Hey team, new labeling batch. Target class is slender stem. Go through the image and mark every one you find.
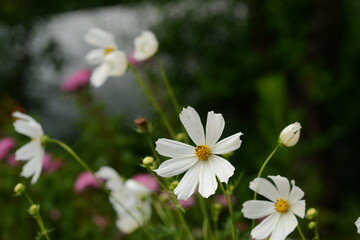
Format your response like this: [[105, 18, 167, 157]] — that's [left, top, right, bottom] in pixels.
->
[[314, 222, 320, 240], [25, 194, 51, 240], [297, 225, 306, 240], [250, 144, 281, 238], [47, 138, 154, 239], [129, 64, 176, 139], [157, 58, 181, 115], [197, 195, 211, 240], [218, 179, 237, 240]]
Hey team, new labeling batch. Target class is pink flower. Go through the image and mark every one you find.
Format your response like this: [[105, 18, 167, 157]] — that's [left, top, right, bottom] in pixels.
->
[[74, 171, 101, 193], [42, 153, 64, 173], [179, 196, 196, 208], [61, 69, 91, 92], [0, 137, 15, 161], [214, 194, 237, 207], [132, 173, 159, 192]]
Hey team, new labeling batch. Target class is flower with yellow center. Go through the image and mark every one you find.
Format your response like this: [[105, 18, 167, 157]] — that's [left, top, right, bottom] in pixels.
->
[[84, 28, 128, 87], [12, 112, 45, 184], [242, 175, 306, 240], [154, 106, 243, 200]]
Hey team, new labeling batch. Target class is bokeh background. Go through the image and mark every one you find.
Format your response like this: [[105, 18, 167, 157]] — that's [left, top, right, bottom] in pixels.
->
[[0, 0, 359, 239]]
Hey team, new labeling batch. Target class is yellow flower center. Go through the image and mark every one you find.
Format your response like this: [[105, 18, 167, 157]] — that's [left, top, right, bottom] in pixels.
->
[[104, 47, 115, 55], [275, 199, 289, 214], [195, 145, 211, 160]]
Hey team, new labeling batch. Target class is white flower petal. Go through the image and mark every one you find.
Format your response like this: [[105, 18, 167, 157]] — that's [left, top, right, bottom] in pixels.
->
[[205, 111, 225, 147], [355, 217, 360, 234], [155, 138, 194, 158], [174, 162, 201, 200], [20, 142, 44, 184], [290, 200, 306, 218], [288, 180, 305, 204], [13, 120, 43, 139], [179, 106, 205, 145], [198, 162, 217, 198], [242, 200, 276, 219], [90, 64, 108, 87], [96, 166, 124, 191], [249, 178, 281, 202], [208, 154, 235, 183], [12, 111, 36, 122], [116, 216, 139, 234], [251, 212, 280, 240], [133, 30, 158, 61], [85, 49, 104, 65], [269, 212, 298, 240], [84, 28, 117, 48], [211, 132, 243, 155], [15, 141, 38, 161], [154, 157, 198, 177], [269, 175, 291, 199], [104, 51, 128, 76]]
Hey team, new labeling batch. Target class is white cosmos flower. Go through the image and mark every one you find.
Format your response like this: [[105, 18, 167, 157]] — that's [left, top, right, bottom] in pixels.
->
[[154, 106, 243, 200], [12, 112, 45, 184], [133, 30, 159, 61], [279, 122, 301, 147], [242, 175, 306, 240], [96, 166, 152, 234], [84, 28, 128, 87], [356, 217, 360, 234]]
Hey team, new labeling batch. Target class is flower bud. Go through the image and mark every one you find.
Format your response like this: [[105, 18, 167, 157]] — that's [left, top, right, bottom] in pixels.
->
[[308, 221, 317, 229], [134, 117, 150, 134], [306, 208, 318, 220], [14, 183, 26, 196], [169, 180, 179, 190], [175, 133, 186, 142], [28, 204, 40, 216], [142, 156, 154, 166], [279, 122, 301, 147]]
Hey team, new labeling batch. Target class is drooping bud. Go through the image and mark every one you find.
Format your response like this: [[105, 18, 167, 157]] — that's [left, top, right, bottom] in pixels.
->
[[279, 122, 301, 147], [28, 204, 40, 216], [14, 183, 26, 196]]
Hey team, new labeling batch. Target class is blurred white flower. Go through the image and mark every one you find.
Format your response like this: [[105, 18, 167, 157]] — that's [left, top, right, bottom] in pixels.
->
[[12, 112, 45, 184], [133, 30, 159, 61], [356, 217, 360, 234], [96, 166, 151, 234], [154, 106, 242, 200], [242, 175, 306, 240], [84, 28, 127, 87], [279, 122, 301, 147]]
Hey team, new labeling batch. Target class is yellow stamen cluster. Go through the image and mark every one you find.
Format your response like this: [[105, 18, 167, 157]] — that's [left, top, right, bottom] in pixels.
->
[[275, 199, 289, 214], [104, 47, 115, 55], [195, 145, 211, 160]]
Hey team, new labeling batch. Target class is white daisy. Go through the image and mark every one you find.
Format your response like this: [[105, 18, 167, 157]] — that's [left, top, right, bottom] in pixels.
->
[[356, 217, 360, 234], [84, 28, 128, 87], [279, 122, 301, 147], [133, 30, 159, 61], [96, 166, 152, 234], [242, 175, 306, 240], [154, 106, 243, 200], [12, 112, 45, 184]]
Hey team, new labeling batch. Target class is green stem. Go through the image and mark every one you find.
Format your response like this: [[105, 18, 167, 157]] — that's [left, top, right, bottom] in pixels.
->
[[197, 195, 211, 240], [218, 179, 237, 240], [129, 64, 176, 139], [25, 194, 51, 240], [250, 144, 281, 238], [297, 225, 307, 240], [47, 138, 154, 239]]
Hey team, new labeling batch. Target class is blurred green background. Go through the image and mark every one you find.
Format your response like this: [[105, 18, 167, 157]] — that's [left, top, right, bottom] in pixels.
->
[[0, 0, 359, 239]]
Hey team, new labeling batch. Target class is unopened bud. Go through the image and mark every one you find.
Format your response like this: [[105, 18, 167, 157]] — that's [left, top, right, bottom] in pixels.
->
[[134, 117, 150, 134], [14, 183, 26, 196], [169, 180, 179, 190], [28, 204, 40, 216], [142, 156, 154, 166], [306, 208, 318, 219], [279, 122, 301, 147], [175, 133, 186, 142], [308, 221, 317, 229]]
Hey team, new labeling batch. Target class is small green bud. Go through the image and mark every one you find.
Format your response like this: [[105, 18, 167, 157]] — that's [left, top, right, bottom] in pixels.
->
[[175, 133, 186, 142], [306, 208, 318, 220], [14, 183, 26, 196], [41, 135, 50, 145], [308, 221, 317, 229], [28, 204, 40, 216], [142, 156, 154, 166], [213, 202, 222, 211]]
